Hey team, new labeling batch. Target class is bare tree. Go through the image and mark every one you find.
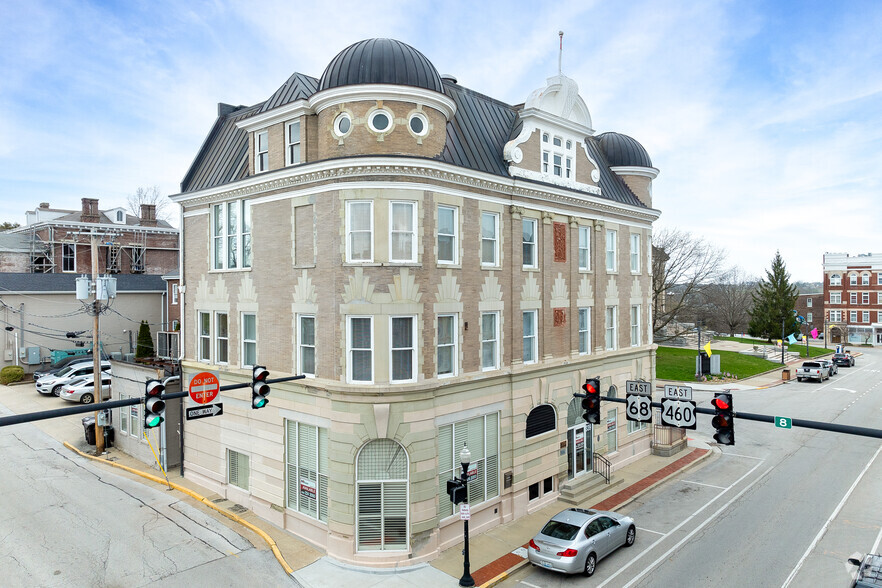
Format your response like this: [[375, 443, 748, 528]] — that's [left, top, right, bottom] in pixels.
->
[[127, 186, 174, 223], [651, 227, 727, 342], [702, 267, 756, 335]]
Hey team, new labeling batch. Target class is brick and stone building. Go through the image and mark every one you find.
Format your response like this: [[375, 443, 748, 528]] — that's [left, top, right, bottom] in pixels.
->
[[170, 38, 662, 567], [823, 252, 882, 345]]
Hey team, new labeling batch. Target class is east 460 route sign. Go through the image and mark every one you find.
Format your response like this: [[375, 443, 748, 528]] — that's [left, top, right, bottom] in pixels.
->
[[660, 385, 697, 429]]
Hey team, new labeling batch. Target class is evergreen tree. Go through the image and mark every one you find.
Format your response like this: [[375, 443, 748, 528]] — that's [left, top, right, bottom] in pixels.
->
[[135, 320, 155, 358], [748, 251, 799, 341]]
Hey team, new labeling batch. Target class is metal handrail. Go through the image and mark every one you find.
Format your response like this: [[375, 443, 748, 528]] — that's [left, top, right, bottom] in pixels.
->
[[593, 452, 611, 484]]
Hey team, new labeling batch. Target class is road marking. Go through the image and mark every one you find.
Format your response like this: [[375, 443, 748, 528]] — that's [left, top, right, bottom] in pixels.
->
[[596, 460, 768, 588], [636, 527, 665, 535], [721, 451, 765, 460], [681, 480, 726, 490], [520, 582, 541, 588], [782, 442, 882, 588]]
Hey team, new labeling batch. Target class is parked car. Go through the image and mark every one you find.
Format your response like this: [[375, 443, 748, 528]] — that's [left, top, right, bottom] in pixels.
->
[[528, 508, 636, 576], [795, 361, 829, 382], [33, 355, 94, 381], [848, 553, 882, 587], [832, 353, 855, 367], [35, 361, 111, 396], [818, 359, 837, 376], [58, 373, 112, 404]]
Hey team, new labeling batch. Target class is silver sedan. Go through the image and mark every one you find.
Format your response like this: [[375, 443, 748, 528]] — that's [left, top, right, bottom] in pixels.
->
[[527, 507, 636, 576]]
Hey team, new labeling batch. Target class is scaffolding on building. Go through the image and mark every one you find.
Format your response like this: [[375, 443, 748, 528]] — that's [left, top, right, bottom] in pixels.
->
[[29, 226, 55, 273], [130, 231, 147, 273]]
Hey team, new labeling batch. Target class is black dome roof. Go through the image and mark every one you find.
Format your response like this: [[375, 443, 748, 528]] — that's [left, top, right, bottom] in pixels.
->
[[597, 132, 653, 168], [319, 38, 444, 93]]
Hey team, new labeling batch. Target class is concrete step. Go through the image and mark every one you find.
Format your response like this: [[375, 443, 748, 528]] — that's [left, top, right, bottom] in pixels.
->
[[559, 472, 624, 505]]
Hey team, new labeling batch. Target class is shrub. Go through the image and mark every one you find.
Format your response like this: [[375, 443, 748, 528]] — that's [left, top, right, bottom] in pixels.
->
[[0, 365, 25, 385], [135, 320, 155, 358]]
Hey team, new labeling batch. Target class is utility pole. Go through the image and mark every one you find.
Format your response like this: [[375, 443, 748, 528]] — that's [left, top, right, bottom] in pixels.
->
[[91, 230, 104, 455]]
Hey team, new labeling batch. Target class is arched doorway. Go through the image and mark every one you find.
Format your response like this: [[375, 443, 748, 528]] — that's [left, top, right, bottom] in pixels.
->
[[566, 397, 592, 479], [830, 326, 842, 344]]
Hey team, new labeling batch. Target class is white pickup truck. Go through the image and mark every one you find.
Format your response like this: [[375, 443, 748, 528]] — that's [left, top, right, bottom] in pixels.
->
[[795, 361, 829, 382]]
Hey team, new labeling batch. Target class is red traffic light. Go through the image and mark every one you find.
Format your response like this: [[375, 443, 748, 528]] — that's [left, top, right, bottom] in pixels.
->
[[711, 396, 730, 411], [582, 378, 600, 395]]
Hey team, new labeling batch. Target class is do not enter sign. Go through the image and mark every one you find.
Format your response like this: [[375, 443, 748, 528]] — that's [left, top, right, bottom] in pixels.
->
[[189, 371, 220, 404]]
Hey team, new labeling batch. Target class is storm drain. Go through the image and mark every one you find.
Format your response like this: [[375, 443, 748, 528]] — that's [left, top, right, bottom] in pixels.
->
[[228, 504, 248, 514]]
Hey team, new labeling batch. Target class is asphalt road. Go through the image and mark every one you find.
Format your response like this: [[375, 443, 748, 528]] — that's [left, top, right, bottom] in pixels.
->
[[0, 399, 294, 587], [503, 347, 882, 588]]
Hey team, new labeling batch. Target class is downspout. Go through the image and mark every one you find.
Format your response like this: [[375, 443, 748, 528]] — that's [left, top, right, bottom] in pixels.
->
[[176, 204, 186, 477]]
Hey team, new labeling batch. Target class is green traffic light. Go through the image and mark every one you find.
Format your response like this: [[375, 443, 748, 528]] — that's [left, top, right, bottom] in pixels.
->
[[145, 415, 163, 428], [253, 397, 268, 409]]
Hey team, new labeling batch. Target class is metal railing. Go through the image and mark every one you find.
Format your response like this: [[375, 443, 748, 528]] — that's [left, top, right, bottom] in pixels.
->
[[593, 452, 611, 484]]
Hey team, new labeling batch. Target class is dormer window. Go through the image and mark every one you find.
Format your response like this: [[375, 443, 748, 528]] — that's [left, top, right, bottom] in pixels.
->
[[255, 131, 268, 173], [542, 134, 575, 179], [116, 211, 124, 222]]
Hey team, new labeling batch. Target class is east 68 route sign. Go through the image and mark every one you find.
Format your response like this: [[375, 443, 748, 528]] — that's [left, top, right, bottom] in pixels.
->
[[625, 380, 652, 423]]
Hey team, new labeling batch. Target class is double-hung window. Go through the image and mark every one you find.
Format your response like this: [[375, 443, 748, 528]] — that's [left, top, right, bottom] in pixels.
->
[[878, 274, 882, 286], [389, 202, 416, 262], [578, 308, 590, 354], [285, 420, 328, 522], [298, 315, 315, 376], [807, 298, 812, 307], [286, 120, 301, 165], [481, 312, 499, 370], [348, 316, 373, 383], [850, 311, 858, 322], [212, 200, 252, 270], [522, 218, 537, 269], [346, 201, 373, 262], [171, 284, 179, 304], [215, 312, 229, 364], [606, 230, 617, 272], [850, 293, 858, 304], [255, 131, 268, 172], [807, 312, 812, 323], [862, 274, 870, 285], [878, 292, 882, 304], [198, 311, 211, 362], [437, 206, 457, 264], [481, 212, 499, 266], [630, 305, 641, 347], [830, 310, 842, 322], [241, 313, 257, 368], [62, 243, 76, 272], [228, 449, 250, 490], [523, 311, 537, 364], [863, 311, 870, 323], [850, 274, 857, 285], [830, 292, 841, 304], [630, 233, 640, 273], [391, 316, 415, 382], [862, 292, 869, 304], [578, 227, 590, 270], [437, 314, 457, 377], [605, 306, 617, 350], [437, 413, 499, 517]]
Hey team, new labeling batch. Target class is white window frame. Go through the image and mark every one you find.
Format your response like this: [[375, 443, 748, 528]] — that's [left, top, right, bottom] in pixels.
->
[[389, 201, 416, 263], [438, 413, 499, 519], [863, 311, 870, 323], [227, 449, 250, 491], [830, 292, 841, 304], [255, 130, 268, 173], [390, 315, 416, 383], [215, 312, 229, 365], [285, 420, 329, 523], [807, 312, 813, 323], [878, 292, 882, 304], [605, 305, 617, 351], [437, 205, 458, 265], [211, 200, 252, 270], [437, 314, 457, 378], [356, 439, 409, 552], [346, 201, 373, 263], [850, 274, 858, 285], [850, 292, 858, 304], [481, 212, 499, 267], [347, 316, 373, 383], [863, 292, 870, 304], [878, 274, 882, 286], [298, 315, 316, 377], [198, 311, 211, 363], [850, 311, 858, 322], [830, 274, 841, 286], [523, 310, 537, 364], [241, 312, 257, 369], [879, 311, 882, 323], [630, 305, 641, 347], [606, 229, 617, 272], [171, 283, 179, 305], [627, 419, 648, 434], [481, 311, 499, 370], [286, 120, 301, 165], [862, 273, 870, 285], [578, 226, 590, 271], [334, 112, 352, 137], [807, 298, 812, 307], [522, 218, 537, 269], [831, 310, 842, 322], [607, 408, 618, 452], [578, 308, 591, 355], [62, 243, 76, 272], [368, 109, 394, 133], [630, 233, 640, 273]]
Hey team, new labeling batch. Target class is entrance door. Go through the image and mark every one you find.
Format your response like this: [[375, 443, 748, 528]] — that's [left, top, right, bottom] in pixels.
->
[[567, 423, 592, 479]]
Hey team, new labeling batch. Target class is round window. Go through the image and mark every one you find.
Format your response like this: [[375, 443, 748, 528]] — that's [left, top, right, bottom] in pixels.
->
[[334, 113, 351, 136], [408, 113, 428, 136], [369, 110, 392, 133]]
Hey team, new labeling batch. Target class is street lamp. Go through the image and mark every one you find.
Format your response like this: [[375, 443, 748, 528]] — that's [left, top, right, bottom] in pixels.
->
[[459, 443, 474, 587]]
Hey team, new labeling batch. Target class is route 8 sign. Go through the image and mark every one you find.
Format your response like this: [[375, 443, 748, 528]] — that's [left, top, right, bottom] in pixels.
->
[[660, 398, 697, 429]]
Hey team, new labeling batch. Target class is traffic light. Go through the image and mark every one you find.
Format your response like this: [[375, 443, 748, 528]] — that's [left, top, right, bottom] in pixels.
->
[[144, 379, 166, 429], [446, 479, 467, 504], [711, 392, 735, 445], [581, 377, 601, 424], [251, 366, 270, 409]]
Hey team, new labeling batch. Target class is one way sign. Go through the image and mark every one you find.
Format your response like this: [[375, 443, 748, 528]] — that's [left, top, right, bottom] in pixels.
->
[[186, 403, 223, 420]]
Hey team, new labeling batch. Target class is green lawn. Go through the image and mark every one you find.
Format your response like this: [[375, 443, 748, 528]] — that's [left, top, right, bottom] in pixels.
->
[[714, 335, 769, 345], [656, 346, 782, 381]]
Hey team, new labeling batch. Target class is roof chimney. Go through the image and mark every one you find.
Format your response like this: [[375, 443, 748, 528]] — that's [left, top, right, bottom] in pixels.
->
[[139, 204, 158, 227], [39, 202, 50, 209], [81, 198, 100, 223]]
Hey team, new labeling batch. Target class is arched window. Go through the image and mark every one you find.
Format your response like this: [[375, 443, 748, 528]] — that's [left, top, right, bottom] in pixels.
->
[[116, 210, 124, 222], [830, 274, 841, 286], [567, 397, 586, 427], [356, 439, 408, 551], [526, 404, 556, 438]]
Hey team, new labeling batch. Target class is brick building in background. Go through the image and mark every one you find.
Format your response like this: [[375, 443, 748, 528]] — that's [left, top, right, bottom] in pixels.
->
[[823, 252, 882, 345], [171, 38, 663, 567]]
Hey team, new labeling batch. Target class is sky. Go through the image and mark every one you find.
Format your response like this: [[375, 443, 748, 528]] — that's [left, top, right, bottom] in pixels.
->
[[1, 0, 881, 282]]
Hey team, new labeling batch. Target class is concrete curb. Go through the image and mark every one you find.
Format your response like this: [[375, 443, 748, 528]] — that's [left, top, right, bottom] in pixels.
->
[[62, 441, 295, 577], [477, 446, 716, 588]]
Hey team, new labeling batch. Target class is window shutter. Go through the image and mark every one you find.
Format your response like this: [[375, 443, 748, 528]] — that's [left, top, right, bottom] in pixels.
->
[[357, 483, 382, 550], [383, 481, 408, 549], [438, 424, 453, 517], [286, 422, 298, 509], [486, 413, 499, 499], [525, 405, 556, 438], [299, 425, 318, 518]]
